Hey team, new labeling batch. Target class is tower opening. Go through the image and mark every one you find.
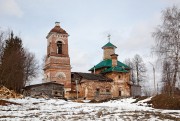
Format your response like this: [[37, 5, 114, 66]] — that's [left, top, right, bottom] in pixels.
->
[[57, 41, 62, 54]]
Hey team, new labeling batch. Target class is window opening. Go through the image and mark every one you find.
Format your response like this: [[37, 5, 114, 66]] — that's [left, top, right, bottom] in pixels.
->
[[119, 91, 121, 96], [57, 41, 62, 54], [106, 89, 110, 92], [118, 75, 121, 79]]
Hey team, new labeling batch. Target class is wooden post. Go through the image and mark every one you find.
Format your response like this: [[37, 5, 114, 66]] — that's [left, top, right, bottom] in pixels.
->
[[75, 80, 78, 99]]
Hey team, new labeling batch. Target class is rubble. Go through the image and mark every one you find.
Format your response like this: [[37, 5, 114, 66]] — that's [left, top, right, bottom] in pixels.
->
[[0, 85, 23, 99]]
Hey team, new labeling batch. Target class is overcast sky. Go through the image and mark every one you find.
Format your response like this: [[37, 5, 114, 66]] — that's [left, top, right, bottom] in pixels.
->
[[1, 0, 180, 89]]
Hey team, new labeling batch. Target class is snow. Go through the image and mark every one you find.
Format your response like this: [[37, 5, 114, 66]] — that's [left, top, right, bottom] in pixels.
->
[[0, 97, 179, 121], [138, 96, 152, 103]]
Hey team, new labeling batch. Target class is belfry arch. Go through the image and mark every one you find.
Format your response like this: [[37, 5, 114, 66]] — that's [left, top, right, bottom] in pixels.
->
[[57, 41, 62, 54]]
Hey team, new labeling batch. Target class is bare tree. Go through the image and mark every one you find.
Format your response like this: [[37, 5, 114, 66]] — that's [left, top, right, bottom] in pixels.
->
[[142, 86, 153, 96], [133, 54, 147, 86], [124, 58, 135, 84], [24, 49, 39, 86], [0, 30, 6, 63], [161, 60, 174, 95], [152, 6, 180, 94], [124, 55, 147, 86]]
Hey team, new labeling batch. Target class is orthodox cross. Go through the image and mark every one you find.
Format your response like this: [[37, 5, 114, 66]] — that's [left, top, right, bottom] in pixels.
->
[[108, 34, 111, 42]]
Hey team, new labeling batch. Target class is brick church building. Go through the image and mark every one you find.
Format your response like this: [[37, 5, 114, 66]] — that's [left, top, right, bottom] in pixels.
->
[[24, 22, 141, 99], [43, 22, 141, 100]]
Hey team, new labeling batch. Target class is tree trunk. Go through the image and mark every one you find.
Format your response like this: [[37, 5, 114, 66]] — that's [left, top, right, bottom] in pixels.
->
[[172, 57, 178, 95]]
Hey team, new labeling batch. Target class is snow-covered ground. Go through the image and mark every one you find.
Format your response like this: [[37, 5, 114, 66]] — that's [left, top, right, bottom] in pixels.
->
[[0, 97, 179, 121]]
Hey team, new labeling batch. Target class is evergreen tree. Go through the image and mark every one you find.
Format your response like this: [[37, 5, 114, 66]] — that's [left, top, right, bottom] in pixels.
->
[[0, 32, 26, 93]]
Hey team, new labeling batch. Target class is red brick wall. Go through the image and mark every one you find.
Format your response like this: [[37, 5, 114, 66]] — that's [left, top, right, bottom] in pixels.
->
[[71, 81, 112, 100], [44, 31, 71, 98]]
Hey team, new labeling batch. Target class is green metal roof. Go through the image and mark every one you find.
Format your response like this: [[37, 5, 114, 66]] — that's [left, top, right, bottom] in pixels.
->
[[89, 59, 130, 71], [102, 42, 117, 49], [101, 66, 128, 73], [117, 61, 130, 69]]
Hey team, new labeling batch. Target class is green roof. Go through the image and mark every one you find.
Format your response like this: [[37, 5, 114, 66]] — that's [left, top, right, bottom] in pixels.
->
[[101, 66, 128, 73], [102, 42, 117, 49], [117, 61, 130, 69], [89, 59, 130, 72]]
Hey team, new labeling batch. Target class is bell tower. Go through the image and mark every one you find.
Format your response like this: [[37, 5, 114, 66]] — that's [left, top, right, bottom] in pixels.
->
[[44, 22, 71, 93]]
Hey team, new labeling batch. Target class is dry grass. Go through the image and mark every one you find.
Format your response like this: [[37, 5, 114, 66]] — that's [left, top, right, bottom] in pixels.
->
[[147, 94, 180, 110]]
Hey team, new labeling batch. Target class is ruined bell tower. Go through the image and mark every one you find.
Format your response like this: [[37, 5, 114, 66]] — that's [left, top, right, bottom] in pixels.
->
[[44, 22, 71, 94]]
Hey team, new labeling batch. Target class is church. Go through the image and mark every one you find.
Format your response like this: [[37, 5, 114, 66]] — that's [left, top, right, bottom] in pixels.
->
[[24, 22, 141, 100]]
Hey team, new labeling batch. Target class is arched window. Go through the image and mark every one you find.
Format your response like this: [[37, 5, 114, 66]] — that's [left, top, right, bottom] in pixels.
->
[[57, 41, 62, 54]]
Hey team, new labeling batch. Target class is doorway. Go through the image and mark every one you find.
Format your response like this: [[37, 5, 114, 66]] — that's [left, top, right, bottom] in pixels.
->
[[119, 91, 121, 96]]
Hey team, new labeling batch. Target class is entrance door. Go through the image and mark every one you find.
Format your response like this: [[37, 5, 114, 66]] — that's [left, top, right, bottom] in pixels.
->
[[96, 88, 100, 96]]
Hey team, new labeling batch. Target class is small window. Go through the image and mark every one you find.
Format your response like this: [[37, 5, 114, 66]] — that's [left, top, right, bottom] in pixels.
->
[[106, 89, 110, 92], [53, 91, 60, 96], [118, 75, 121, 79], [96, 88, 100, 92]]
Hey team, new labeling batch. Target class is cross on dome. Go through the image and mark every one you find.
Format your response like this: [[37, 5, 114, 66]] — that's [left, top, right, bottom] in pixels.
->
[[108, 34, 111, 42]]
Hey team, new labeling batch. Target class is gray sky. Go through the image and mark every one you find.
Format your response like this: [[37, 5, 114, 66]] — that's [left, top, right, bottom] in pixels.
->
[[0, 0, 180, 90]]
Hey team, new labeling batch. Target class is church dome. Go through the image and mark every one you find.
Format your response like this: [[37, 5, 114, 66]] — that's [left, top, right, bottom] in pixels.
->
[[102, 42, 117, 49], [49, 22, 68, 34]]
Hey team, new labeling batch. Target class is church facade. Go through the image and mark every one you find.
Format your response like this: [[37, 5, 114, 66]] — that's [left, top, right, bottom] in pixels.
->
[[88, 42, 131, 98], [43, 22, 139, 99]]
